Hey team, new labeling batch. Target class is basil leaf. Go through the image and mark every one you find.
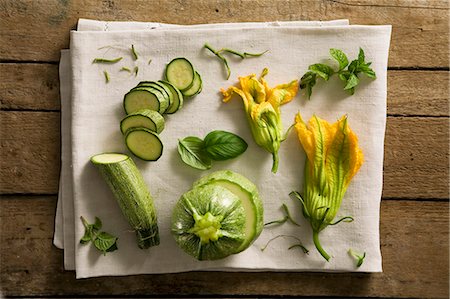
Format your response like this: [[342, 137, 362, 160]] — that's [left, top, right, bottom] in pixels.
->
[[204, 130, 248, 161], [330, 48, 349, 71], [177, 137, 212, 170], [94, 232, 118, 255], [308, 63, 334, 81], [358, 47, 365, 64]]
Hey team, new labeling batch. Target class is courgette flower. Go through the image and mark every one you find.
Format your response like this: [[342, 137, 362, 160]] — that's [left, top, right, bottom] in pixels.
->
[[221, 68, 299, 173], [291, 113, 363, 261]]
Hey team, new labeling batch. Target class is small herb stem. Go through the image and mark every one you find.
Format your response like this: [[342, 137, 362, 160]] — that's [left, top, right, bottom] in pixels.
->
[[120, 67, 131, 72], [131, 44, 138, 60], [103, 70, 110, 83], [313, 230, 330, 261], [93, 57, 123, 64]]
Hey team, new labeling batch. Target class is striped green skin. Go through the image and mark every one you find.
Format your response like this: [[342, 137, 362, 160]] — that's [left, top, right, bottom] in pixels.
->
[[120, 109, 165, 134], [123, 87, 169, 114], [90, 153, 159, 249], [159, 80, 184, 114], [171, 184, 246, 260], [193, 170, 263, 253]]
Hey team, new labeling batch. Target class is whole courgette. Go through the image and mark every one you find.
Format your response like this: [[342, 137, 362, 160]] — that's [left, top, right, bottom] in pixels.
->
[[91, 153, 159, 249]]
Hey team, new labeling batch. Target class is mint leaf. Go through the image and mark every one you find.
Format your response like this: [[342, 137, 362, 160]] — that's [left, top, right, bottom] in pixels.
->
[[299, 71, 317, 99], [79, 216, 118, 255], [330, 48, 349, 71], [203, 130, 248, 161], [93, 217, 102, 231], [344, 73, 359, 93], [358, 48, 365, 64], [177, 137, 211, 170], [308, 63, 334, 81], [348, 60, 358, 73], [94, 232, 119, 255]]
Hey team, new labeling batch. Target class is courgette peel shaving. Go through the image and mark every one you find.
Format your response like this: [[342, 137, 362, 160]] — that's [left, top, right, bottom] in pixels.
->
[[221, 68, 299, 173], [291, 113, 363, 261]]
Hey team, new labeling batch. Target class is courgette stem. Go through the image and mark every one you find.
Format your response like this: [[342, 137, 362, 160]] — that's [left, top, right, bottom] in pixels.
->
[[313, 230, 330, 261]]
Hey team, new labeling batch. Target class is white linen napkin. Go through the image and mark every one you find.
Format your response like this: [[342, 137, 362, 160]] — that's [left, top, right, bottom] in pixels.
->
[[56, 19, 392, 278], [54, 19, 351, 271]]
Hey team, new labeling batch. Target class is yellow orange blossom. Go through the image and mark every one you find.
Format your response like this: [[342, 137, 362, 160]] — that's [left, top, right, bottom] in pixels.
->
[[221, 68, 299, 173], [291, 112, 363, 261]]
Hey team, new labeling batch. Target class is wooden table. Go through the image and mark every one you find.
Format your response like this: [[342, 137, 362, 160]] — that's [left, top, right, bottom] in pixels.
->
[[1, 0, 448, 297]]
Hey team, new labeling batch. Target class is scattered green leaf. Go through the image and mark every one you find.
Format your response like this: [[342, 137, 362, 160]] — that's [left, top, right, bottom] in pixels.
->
[[79, 216, 118, 255], [299, 47, 376, 99], [348, 248, 366, 267]]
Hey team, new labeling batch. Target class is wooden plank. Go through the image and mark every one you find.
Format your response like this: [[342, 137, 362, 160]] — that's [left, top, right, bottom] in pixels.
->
[[0, 111, 60, 194], [1, 112, 448, 199], [0, 63, 60, 111], [0, 0, 448, 67], [0, 196, 448, 298], [1, 64, 448, 117]]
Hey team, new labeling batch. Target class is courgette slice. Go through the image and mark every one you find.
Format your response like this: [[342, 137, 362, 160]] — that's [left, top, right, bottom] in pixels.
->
[[125, 127, 163, 161], [159, 80, 184, 114], [181, 71, 202, 97], [137, 81, 173, 110], [120, 109, 165, 134], [123, 87, 169, 115], [90, 153, 159, 249], [165, 58, 195, 91]]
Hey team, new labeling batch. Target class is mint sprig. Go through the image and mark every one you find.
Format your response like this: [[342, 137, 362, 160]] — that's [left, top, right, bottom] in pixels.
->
[[80, 216, 118, 255], [300, 48, 376, 99]]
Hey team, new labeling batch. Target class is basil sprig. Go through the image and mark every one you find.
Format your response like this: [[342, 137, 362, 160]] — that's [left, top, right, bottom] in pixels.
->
[[178, 130, 248, 170], [80, 216, 118, 255], [300, 48, 376, 99]]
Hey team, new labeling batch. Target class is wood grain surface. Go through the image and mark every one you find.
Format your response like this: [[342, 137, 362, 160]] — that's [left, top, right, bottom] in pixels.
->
[[1, 196, 448, 298], [0, 0, 448, 298]]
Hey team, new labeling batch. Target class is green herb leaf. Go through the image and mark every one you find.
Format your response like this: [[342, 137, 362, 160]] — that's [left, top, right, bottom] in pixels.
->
[[330, 48, 349, 71], [348, 248, 366, 267], [344, 73, 359, 93], [94, 232, 119, 255], [92, 57, 123, 64], [203, 130, 248, 161], [177, 137, 211, 170], [348, 60, 358, 73], [93, 217, 102, 231], [299, 71, 317, 100], [358, 47, 365, 64], [308, 63, 334, 81]]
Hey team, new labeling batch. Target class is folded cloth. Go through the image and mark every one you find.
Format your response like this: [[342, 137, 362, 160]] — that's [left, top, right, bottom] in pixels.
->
[[55, 18, 351, 272], [57, 19, 392, 278], [54, 19, 351, 271]]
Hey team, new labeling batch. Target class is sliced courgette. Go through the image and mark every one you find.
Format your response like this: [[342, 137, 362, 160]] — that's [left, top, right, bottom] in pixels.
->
[[137, 81, 173, 110], [159, 80, 184, 114], [165, 58, 195, 91], [181, 71, 202, 97], [120, 109, 165, 134], [90, 153, 159, 248], [125, 127, 163, 161], [123, 87, 169, 115]]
